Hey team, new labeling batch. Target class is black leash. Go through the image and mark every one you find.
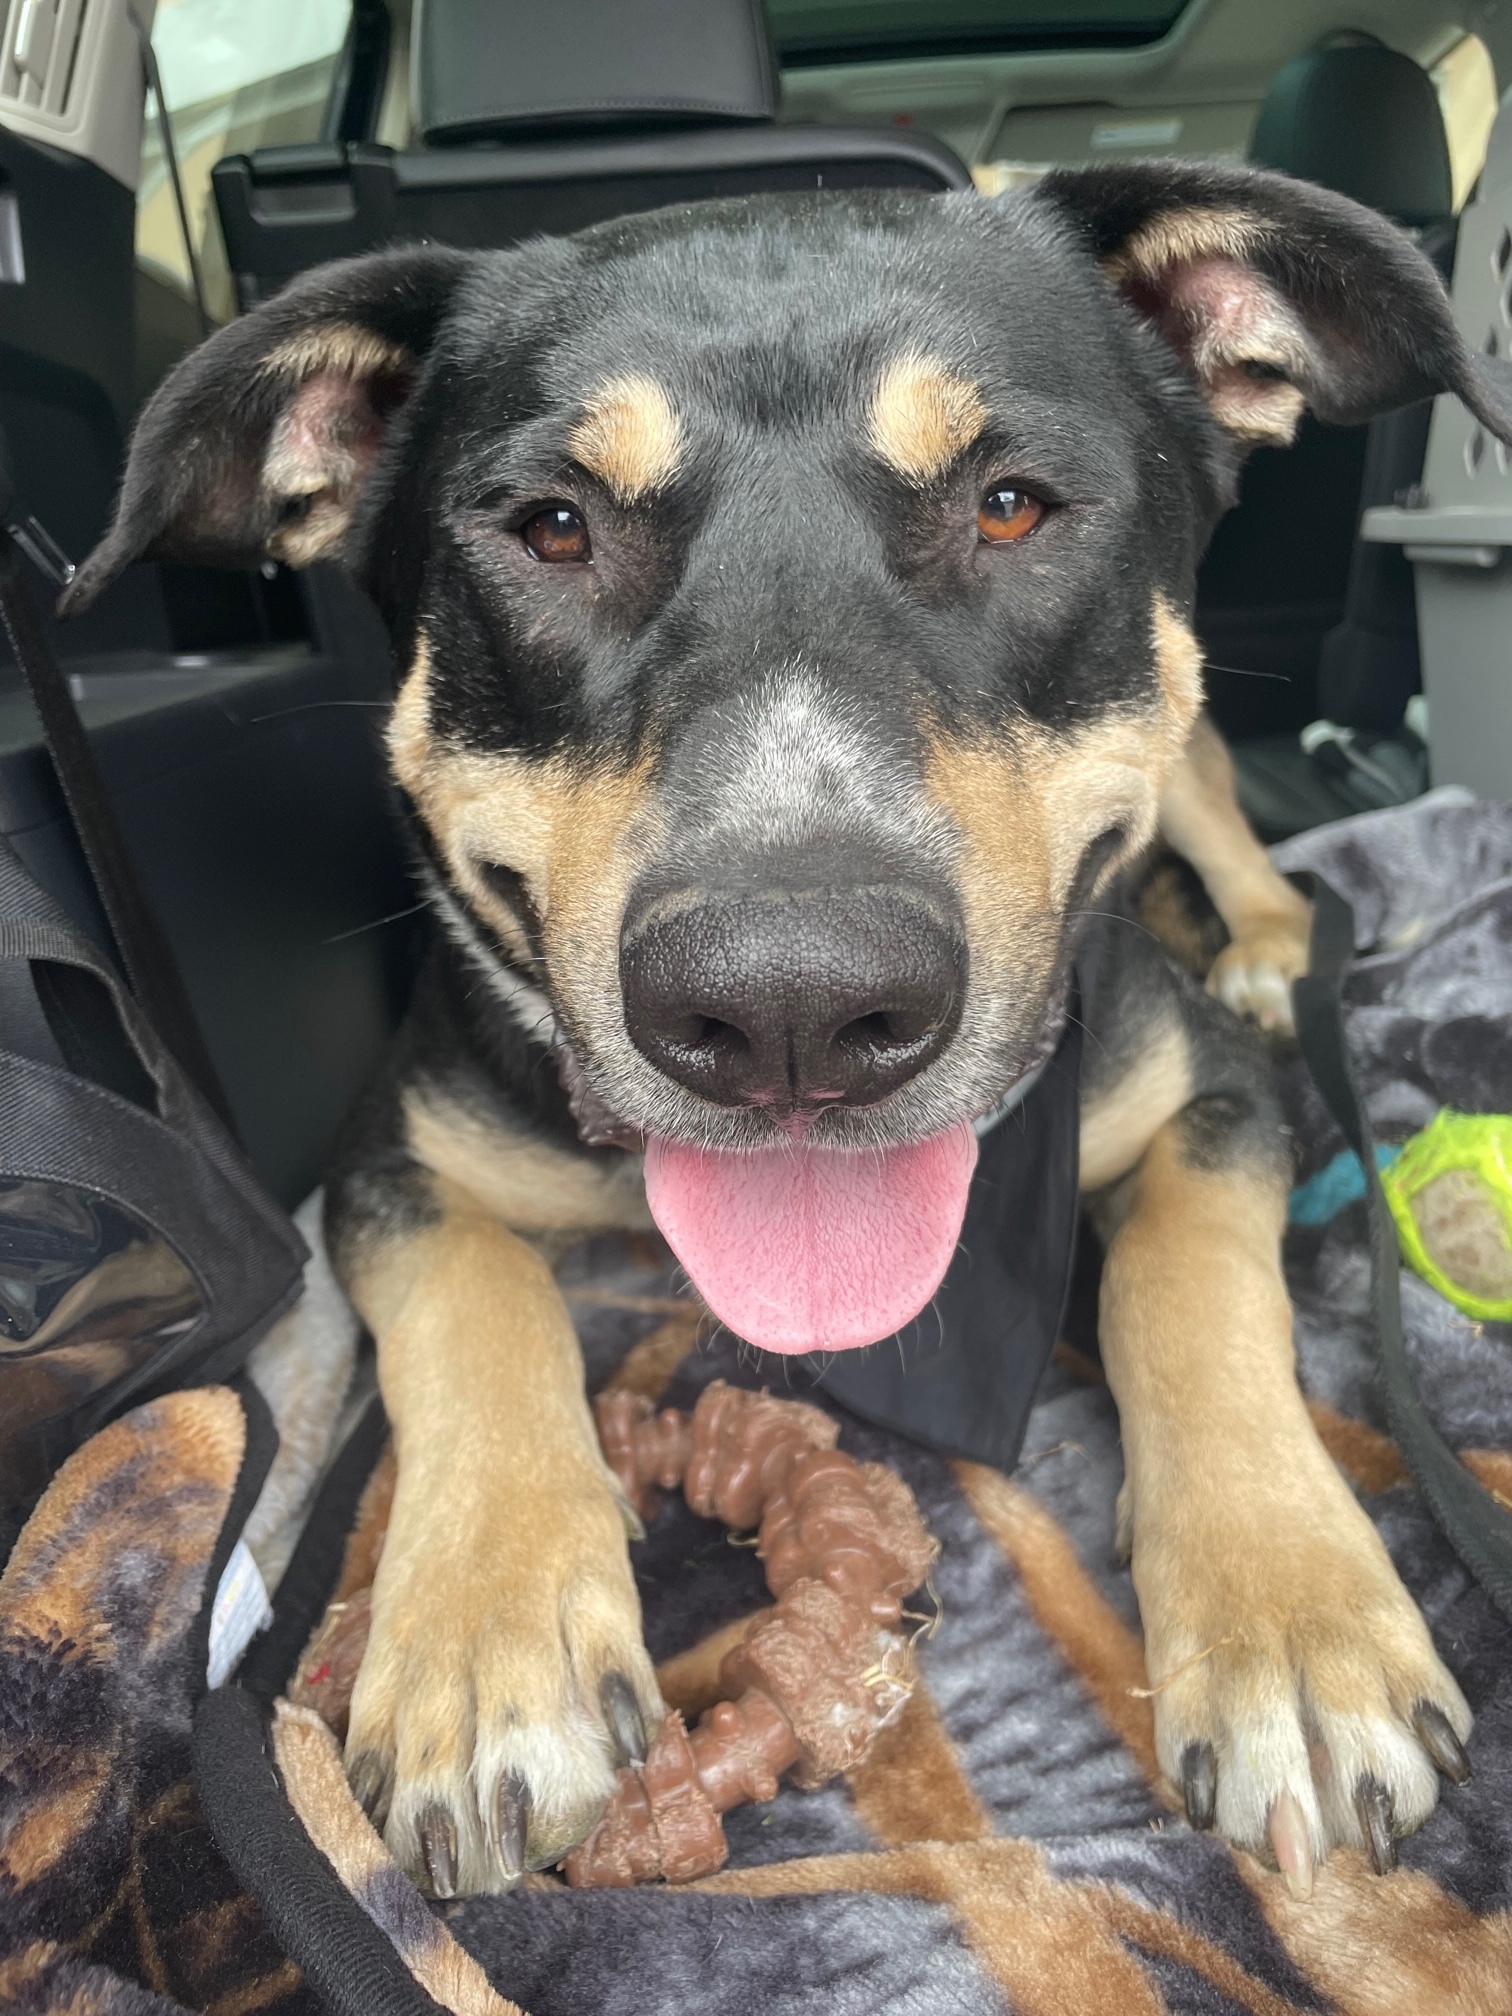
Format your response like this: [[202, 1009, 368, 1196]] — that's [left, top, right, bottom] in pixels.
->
[[1293, 875, 1512, 1622], [0, 526, 240, 1137]]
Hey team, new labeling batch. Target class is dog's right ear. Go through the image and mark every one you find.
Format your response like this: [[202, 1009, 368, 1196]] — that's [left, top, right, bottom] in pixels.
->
[[62, 245, 468, 614]]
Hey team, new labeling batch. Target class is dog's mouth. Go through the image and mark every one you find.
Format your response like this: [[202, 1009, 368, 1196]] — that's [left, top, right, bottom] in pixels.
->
[[554, 973, 1070, 1358]]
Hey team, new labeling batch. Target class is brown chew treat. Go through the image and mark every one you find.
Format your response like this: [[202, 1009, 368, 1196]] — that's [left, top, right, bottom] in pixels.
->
[[564, 1380, 936, 1886], [287, 1378, 937, 1890], [288, 1587, 372, 1745]]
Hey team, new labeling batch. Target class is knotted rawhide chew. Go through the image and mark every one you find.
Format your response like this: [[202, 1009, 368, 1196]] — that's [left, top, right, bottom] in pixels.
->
[[566, 1381, 937, 1886]]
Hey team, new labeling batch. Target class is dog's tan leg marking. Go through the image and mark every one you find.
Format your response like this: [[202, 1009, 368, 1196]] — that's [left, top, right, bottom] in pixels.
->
[[1093, 1110, 1470, 1891], [1159, 715, 1312, 1033], [342, 1176, 659, 1895]]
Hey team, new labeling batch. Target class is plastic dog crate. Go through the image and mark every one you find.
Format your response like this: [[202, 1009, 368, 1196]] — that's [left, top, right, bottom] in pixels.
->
[[1361, 86, 1512, 801]]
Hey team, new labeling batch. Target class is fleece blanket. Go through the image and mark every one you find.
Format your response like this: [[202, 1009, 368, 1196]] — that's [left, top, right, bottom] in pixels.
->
[[3, 788, 1512, 2016]]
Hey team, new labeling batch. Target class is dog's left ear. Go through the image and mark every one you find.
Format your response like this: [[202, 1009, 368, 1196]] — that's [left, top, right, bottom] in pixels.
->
[[1035, 161, 1512, 448]]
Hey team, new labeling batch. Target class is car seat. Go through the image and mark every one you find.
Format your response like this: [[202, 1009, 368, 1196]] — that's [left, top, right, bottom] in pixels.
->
[[211, 0, 971, 310], [1355, 83, 1512, 802], [1196, 40, 1455, 781]]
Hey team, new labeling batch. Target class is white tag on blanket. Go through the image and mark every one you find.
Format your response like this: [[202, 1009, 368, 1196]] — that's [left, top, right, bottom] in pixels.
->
[[207, 1538, 273, 1689]]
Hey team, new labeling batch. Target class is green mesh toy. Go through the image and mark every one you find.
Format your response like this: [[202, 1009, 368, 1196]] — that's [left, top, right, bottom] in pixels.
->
[[1383, 1110, 1512, 1323]]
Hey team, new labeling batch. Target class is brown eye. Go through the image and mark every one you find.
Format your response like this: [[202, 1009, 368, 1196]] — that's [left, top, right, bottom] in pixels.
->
[[521, 504, 591, 562], [977, 486, 1046, 544]]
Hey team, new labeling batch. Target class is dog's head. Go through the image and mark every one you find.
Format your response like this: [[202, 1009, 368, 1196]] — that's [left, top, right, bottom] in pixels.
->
[[75, 164, 1511, 1351]]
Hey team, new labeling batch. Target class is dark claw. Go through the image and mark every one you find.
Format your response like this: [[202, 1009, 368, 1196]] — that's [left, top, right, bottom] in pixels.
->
[[601, 1671, 648, 1767], [348, 1751, 389, 1825], [1354, 1774, 1397, 1876], [418, 1804, 459, 1899], [1181, 1741, 1217, 1832], [1414, 1701, 1471, 1786], [492, 1771, 530, 1884]]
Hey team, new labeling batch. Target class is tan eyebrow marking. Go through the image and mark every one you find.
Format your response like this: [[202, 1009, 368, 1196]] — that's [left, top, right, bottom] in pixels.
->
[[568, 373, 686, 502], [867, 354, 988, 485]]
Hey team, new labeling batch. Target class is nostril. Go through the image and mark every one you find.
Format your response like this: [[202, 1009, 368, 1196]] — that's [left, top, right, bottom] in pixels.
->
[[665, 1012, 750, 1059], [694, 1015, 748, 1055], [839, 1011, 894, 1051], [836, 1006, 944, 1054]]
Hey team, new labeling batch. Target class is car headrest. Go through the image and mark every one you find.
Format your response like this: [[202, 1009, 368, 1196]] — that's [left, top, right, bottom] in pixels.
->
[[413, 0, 779, 148], [1249, 44, 1453, 226]]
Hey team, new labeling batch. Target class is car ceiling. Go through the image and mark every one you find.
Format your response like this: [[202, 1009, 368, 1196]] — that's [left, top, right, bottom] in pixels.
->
[[778, 0, 1497, 168]]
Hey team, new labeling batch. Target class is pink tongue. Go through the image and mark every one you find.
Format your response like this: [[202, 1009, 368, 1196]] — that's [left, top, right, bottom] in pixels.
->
[[644, 1123, 978, 1355]]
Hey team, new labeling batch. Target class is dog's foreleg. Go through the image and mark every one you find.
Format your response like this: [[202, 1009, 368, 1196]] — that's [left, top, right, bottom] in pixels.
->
[[1089, 1065, 1470, 1891], [1159, 714, 1312, 1031], [339, 1182, 659, 1896]]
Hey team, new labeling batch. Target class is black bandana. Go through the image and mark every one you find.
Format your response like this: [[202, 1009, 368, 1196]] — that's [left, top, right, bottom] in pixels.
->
[[813, 954, 1094, 1472]]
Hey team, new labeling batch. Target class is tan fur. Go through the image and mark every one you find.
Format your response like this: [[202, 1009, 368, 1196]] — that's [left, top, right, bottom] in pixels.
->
[[1151, 594, 1204, 724], [1104, 211, 1308, 446], [926, 592, 1201, 1012], [342, 1186, 660, 1888], [1204, 360, 1306, 445], [390, 639, 659, 1022], [868, 355, 987, 485], [1099, 1123, 1468, 1860], [568, 373, 685, 501], [405, 1092, 651, 1241], [1103, 208, 1264, 288], [1134, 856, 1227, 977], [1077, 1017, 1193, 1194], [1161, 714, 1313, 1029], [256, 325, 415, 566], [258, 321, 412, 386]]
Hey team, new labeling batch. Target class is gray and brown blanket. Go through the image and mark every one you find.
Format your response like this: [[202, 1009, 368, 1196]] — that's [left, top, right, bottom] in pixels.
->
[[3, 789, 1511, 2016]]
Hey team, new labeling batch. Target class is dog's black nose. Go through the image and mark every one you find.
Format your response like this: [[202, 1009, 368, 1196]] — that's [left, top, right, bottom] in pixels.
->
[[620, 883, 964, 1110]]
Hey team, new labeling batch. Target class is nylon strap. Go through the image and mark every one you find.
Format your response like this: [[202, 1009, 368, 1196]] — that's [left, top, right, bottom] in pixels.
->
[[1293, 874, 1512, 1621]]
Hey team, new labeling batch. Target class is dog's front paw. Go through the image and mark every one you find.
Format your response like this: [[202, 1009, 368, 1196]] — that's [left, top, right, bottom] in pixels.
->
[[1137, 1488, 1470, 1894], [1205, 904, 1311, 1034], [344, 1463, 660, 1895]]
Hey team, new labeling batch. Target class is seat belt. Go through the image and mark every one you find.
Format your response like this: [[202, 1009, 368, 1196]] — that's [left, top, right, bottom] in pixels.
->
[[1294, 874, 1512, 1622], [0, 474, 240, 1138]]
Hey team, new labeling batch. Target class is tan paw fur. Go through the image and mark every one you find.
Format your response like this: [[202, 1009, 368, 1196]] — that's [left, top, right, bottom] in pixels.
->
[[344, 1458, 661, 1895], [1135, 1467, 1470, 1885], [1206, 905, 1312, 1034]]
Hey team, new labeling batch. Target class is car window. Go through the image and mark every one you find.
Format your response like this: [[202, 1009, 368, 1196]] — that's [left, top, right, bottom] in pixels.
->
[[771, 0, 1186, 64], [135, 0, 352, 324], [1431, 32, 1499, 211]]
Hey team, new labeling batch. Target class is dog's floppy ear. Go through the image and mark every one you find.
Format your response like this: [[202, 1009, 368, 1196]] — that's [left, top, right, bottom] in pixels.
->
[[1035, 161, 1512, 449], [63, 245, 468, 614]]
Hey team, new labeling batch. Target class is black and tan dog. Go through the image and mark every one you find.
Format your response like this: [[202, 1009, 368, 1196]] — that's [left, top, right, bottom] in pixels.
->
[[73, 162, 1511, 1901]]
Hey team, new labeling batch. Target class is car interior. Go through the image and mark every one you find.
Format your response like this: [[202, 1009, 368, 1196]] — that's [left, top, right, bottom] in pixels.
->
[[0, 0, 1508, 1216]]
